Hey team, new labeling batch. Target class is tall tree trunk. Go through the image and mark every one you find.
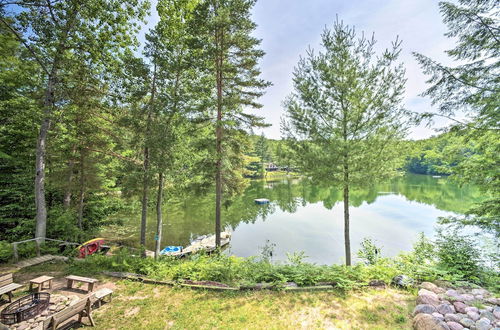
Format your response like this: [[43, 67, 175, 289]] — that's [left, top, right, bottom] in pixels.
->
[[140, 145, 150, 254], [77, 149, 85, 230], [140, 63, 157, 256], [155, 172, 164, 259], [63, 145, 77, 209], [214, 25, 223, 248], [343, 182, 351, 266], [34, 4, 79, 240]]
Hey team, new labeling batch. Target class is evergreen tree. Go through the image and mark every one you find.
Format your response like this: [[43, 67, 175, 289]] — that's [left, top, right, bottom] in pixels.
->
[[191, 0, 270, 246], [0, 0, 149, 240], [283, 20, 411, 265], [414, 0, 499, 237]]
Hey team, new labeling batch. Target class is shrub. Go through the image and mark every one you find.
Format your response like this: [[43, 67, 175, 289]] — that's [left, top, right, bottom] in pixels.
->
[[0, 241, 13, 263], [435, 229, 482, 283], [357, 238, 382, 265]]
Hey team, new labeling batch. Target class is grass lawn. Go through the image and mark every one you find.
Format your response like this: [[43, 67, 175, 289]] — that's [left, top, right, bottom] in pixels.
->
[[3, 262, 416, 329], [91, 281, 414, 329]]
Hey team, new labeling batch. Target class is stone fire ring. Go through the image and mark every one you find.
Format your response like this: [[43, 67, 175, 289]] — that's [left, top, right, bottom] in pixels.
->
[[1, 293, 50, 325]]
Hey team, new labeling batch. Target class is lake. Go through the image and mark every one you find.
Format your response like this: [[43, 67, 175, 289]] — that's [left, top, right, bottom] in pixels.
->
[[102, 173, 485, 264]]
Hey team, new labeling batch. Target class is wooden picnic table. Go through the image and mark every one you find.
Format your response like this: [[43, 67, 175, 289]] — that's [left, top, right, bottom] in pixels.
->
[[29, 275, 54, 293], [65, 275, 99, 293]]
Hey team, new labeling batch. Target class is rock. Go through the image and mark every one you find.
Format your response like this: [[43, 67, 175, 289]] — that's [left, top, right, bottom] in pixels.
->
[[414, 304, 438, 316], [413, 313, 445, 330], [471, 289, 490, 297], [493, 307, 500, 320], [432, 313, 445, 321], [466, 307, 479, 314], [392, 275, 413, 288], [439, 321, 451, 330], [418, 295, 442, 307], [458, 294, 475, 302], [475, 317, 492, 330], [481, 310, 495, 322], [421, 282, 439, 291], [438, 304, 456, 315], [467, 311, 480, 321], [446, 322, 464, 330], [454, 302, 468, 314], [368, 279, 386, 288], [445, 314, 462, 323], [486, 298, 499, 305], [447, 290, 460, 298], [459, 318, 475, 328], [475, 295, 485, 301]]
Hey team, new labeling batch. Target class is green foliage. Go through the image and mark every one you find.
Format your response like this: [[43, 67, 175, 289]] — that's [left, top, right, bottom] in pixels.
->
[[435, 229, 483, 283], [0, 241, 13, 263], [357, 238, 382, 265], [414, 0, 500, 237]]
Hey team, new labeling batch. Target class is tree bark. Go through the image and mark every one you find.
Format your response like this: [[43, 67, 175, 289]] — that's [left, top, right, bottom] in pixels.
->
[[214, 23, 223, 248], [77, 148, 85, 230], [63, 145, 77, 209], [343, 181, 351, 266], [34, 3, 80, 240], [155, 172, 164, 259]]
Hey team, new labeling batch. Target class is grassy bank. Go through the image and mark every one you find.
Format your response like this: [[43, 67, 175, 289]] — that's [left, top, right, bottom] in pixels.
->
[[7, 261, 415, 330]]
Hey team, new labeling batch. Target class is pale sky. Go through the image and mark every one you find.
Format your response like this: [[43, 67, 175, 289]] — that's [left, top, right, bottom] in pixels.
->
[[140, 0, 456, 140]]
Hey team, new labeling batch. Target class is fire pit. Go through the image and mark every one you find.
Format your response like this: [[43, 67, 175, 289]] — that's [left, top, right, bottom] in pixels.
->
[[1, 292, 50, 325]]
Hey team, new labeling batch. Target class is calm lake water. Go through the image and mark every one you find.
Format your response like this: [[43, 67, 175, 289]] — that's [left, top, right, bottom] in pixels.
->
[[103, 174, 485, 264]]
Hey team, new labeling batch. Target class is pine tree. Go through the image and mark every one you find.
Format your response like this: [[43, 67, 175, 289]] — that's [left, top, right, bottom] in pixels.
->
[[191, 0, 270, 246], [414, 0, 500, 237], [283, 20, 411, 265]]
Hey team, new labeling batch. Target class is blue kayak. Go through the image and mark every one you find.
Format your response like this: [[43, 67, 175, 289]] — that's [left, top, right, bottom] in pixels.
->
[[160, 246, 183, 255]]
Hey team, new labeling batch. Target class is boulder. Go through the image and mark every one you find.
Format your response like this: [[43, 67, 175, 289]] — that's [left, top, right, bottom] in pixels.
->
[[414, 304, 438, 316], [475, 317, 492, 330], [457, 294, 475, 302], [413, 313, 445, 330], [418, 289, 441, 307], [465, 307, 479, 314], [486, 298, 500, 305], [432, 313, 445, 321], [446, 322, 464, 330], [467, 311, 480, 321], [368, 279, 386, 288], [438, 304, 456, 315], [454, 302, 468, 314], [392, 275, 413, 288], [471, 289, 490, 297], [493, 307, 500, 320], [447, 290, 460, 298], [445, 314, 462, 323], [459, 318, 475, 328], [480, 310, 495, 322]]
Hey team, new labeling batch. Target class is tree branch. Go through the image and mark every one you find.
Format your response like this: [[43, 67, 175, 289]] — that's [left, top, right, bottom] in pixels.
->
[[0, 17, 50, 76]]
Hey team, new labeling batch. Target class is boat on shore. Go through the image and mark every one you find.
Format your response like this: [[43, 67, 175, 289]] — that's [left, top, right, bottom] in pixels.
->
[[147, 232, 232, 258]]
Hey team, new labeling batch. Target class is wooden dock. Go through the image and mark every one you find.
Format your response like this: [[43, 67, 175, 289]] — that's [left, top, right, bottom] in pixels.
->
[[15, 255, 68, 269]]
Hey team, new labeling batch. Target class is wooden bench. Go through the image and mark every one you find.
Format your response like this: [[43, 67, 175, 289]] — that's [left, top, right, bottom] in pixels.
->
[[65, 275, 98, 292], [42, 297, 95, 330], [0, 273, 22, 302], [93, 288, 113, 308], [29, 275, 54, 293]]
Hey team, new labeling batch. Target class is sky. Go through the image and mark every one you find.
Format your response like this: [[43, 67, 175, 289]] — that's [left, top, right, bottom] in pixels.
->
[[140, 0, 456, 140]]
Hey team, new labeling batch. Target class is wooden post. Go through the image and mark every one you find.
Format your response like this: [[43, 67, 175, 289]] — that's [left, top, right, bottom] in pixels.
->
[[35, 238, 41, 257], [13, 243, 18, 263]]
